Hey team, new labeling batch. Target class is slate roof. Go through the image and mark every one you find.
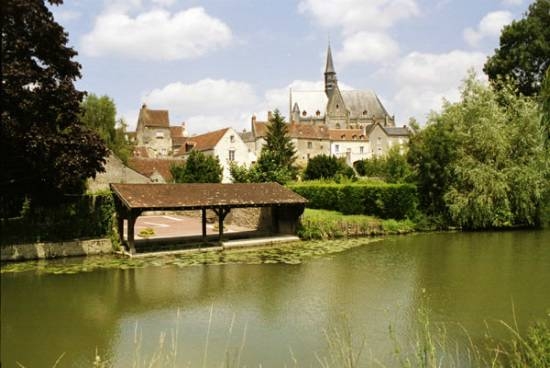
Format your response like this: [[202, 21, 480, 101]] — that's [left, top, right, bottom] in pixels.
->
[[239, 131, 255, 143], [340, 90, 390, 119], [290, 90, 328, 117], [110, 183, 307, 210], [127, 158, 182, 182], [382, 126, 411, 137]]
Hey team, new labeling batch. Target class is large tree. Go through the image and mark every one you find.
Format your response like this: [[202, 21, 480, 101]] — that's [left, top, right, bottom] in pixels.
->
[[1, 0, 107, 214], [80, 94, 134, 163], [408, 73, 548, 229], [484, 0, 550, 96]]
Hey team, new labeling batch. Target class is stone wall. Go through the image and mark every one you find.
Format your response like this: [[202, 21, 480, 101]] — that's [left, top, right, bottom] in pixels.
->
[[1, 238, 113, 262]]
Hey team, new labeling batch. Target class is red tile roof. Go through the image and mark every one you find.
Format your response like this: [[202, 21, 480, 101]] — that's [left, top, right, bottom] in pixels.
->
[[184, 128, 229, 152], [139, 106, 170, 128], [328, 129, 368, 141], [111, 182, 307, 210], [253, 121, 330, 140], [133, 146, 150, 158], [127, 158, 182, 182], [170, 126, 184, 138]]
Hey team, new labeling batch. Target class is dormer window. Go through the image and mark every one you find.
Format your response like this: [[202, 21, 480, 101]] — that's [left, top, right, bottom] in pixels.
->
[[352, 135, 357, 140], [316, 110, 320, 116], [302, 110, 307, 116], [363, 110, 368, 115]]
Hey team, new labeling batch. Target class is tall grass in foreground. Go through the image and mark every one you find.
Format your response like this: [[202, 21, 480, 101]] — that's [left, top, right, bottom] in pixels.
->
[[20, 307, 549, 368]]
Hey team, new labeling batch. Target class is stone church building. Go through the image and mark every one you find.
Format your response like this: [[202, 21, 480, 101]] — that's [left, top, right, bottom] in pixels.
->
[[290, 45, 396, 129], [244, 46, 410, 167]]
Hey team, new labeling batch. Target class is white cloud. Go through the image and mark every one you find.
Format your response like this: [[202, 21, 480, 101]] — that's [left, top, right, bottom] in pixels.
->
[[142, 79, 258, 133], [463, 11, 513, 47], [82, 7, 232, 60], [298, 0, 420, 34], [336, 31, 399, 65], [390, 50, 487, 122], [298, 0, 418, 67]]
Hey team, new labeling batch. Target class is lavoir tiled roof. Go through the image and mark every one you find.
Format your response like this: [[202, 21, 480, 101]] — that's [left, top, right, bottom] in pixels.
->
[[111, 183, 307, 211]]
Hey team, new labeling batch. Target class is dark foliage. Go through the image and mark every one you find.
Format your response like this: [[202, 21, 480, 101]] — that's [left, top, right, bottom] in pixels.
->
[[1, 0, 108, 216], [484, 0, 550, 96], [304, 154, 355, 180], [171, 150, 222, 183], [0, 193, 114, 245]]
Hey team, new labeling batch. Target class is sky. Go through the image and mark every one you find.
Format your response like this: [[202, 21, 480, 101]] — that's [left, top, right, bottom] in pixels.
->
[[49, 0, 533, 134]]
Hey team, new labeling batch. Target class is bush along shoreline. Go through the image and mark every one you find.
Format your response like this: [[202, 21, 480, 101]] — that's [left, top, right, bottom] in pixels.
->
[[298, 209, 417, 240]]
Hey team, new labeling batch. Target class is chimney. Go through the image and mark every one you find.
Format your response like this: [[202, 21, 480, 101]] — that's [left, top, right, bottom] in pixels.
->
[[251, 115, 256, 124], [267, 111, 273, 121], [142, 103, 147, 109], [181, 122, 188, 137]]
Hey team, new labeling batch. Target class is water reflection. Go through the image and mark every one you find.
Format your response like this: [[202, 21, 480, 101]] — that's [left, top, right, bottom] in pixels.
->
[[2, 230, 549, 367]]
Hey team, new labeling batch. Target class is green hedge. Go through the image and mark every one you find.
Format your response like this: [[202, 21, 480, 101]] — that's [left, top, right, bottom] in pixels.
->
[[0, 193, 115, 245], [289, 182, 418, 219]]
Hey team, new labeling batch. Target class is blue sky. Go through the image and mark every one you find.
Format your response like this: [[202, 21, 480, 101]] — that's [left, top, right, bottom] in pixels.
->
[[49, 0, 532, 134]]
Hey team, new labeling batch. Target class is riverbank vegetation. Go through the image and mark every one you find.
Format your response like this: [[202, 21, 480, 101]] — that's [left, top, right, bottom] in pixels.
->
[[298, 209, 416, 240]]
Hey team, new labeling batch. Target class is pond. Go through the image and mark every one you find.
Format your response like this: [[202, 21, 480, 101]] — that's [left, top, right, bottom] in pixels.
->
[[1, 230, 549, 367]]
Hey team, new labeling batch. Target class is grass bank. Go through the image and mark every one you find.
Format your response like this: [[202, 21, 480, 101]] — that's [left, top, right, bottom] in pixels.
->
[[298, 208, 416, 240]]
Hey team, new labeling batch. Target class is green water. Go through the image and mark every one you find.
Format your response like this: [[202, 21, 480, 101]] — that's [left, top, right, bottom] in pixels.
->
[[1, 230, 549, 367]]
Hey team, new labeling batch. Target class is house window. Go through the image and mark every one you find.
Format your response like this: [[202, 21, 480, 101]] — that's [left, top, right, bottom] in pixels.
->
[[307, 141, 312, 149], [335, 144, 339, 153], [156, 131, 164, 139], [360, 146, 364, 154], [228, 150, 235, 162], [230, 135, 235, 143]]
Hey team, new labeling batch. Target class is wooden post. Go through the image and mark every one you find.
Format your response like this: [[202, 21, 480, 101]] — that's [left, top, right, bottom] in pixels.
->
[[201, 208, 207, 243], [213, 207, 230, 243], [117, 214, 124, 246], [127, 211, 138, 255]]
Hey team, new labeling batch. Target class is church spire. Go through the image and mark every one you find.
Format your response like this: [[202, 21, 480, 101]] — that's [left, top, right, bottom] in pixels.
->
[[324, 43, 338, 97], [325, 43, 335, 74]]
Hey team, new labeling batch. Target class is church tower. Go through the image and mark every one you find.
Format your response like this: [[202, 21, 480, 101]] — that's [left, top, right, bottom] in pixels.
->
[[324, 44, 338, 98]]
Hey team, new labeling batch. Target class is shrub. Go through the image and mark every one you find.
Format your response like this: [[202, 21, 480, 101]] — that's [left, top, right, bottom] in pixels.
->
[[0, 192, 115, 245], [304, 154, 355, 181], [289, 182, 418, 219]]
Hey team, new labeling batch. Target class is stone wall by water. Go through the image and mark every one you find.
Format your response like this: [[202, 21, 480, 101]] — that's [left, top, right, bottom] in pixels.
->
[[1, 238, 112, 262]]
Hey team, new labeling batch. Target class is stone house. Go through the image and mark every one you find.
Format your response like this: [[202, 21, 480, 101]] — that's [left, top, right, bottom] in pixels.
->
[[175, 127, 254, 183], [133, 104, 187, 158], [329, 129, 370, 165]]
